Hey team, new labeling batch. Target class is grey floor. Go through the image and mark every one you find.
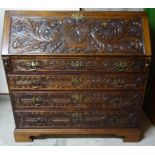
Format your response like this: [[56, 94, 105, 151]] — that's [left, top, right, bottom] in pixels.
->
[[0, 95, 155, 146]]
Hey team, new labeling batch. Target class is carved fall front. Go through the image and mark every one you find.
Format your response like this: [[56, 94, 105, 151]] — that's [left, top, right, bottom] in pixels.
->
[[9, 16, 144, 54]]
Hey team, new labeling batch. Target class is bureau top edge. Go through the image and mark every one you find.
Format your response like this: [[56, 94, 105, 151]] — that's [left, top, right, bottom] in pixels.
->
[[1, 11, 152, 56], [4, 10, 148, 17]]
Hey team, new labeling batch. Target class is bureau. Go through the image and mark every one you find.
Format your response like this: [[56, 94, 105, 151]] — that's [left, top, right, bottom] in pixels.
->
[[2, 11, 151, 142]]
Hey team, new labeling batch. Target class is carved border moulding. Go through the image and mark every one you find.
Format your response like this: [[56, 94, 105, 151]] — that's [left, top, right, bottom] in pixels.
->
[[9, 16, 145, 55]]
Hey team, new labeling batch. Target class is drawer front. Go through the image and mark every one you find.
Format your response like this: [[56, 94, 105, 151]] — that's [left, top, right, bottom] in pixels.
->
[[8, 74, 145, 90], [15, 111, 139, 129], [12, 91, 143, 109], [11, 58, 147, 73]]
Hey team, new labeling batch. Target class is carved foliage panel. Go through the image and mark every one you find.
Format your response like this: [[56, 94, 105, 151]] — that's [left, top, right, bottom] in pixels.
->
[[8, 75, 145, 90], [9, 16, 144, 55], [15, 111, 139, 128], [12, 91, 142, 109]]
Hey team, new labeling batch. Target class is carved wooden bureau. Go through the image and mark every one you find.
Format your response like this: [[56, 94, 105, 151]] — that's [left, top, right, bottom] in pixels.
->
[[1, 11, 151, 142]]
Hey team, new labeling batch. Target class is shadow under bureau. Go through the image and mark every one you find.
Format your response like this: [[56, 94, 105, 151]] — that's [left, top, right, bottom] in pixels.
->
[[2, 11, 151, 142]]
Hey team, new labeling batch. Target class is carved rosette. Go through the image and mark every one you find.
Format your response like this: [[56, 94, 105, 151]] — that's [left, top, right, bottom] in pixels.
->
[[9, 16, 144, 54]]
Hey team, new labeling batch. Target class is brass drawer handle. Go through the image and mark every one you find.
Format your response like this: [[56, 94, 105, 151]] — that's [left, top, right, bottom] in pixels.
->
[[72, 94, 82, 103], [36, 119, 46, 125], [71, 113, 83, 122], [26, 60, 40, 70], [114, 79, 125, 88], [71, 77, 82, 85], [32, 97, 42, 106], [114, 62, 127, 72], [29, 79, 41, 89], [70, 60, 83, 69]]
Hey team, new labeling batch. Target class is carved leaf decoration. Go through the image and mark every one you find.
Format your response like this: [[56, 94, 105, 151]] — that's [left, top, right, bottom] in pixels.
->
[[10, 17, 144, 54], [11, 17, 64, 53], [90, 32, 105, 52], [12, 37, 23, 49]]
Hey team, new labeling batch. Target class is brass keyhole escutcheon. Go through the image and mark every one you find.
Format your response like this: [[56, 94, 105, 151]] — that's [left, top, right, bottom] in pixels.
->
[[32, 97, 42, 106], [70, 60, 83, 69], [29, 79, 41, 89], [114, 79, 125, 88], [71, 113, 83, 122], [71, 77, 82, 85], [26, 60, 40, 70], [72, 94, 82, 103], [114, 62, 127, 72]]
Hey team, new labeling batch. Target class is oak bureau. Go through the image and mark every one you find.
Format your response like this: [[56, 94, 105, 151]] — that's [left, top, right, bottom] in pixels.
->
[[1, 11, 151, 142]]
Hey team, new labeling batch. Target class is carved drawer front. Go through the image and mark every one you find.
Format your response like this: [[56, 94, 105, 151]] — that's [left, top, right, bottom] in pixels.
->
[[10, 57, 148, 73], [12, 91, 143, 109], [8, 74, 145, 90], [15, 110, 139, 129]]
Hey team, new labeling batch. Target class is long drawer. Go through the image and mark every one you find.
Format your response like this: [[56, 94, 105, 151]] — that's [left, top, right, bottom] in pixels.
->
[[8, 74, 146, 90], [6, 57, 148, 73], [12, 91, 143, 110], [14, 110, 139, 129]]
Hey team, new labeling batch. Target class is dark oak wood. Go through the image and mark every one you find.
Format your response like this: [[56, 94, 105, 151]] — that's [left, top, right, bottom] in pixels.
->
[[2, 11, 151, 142]]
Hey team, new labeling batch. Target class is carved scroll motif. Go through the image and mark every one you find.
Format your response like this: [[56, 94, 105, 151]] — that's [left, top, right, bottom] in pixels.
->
[[9, 16, 144, 54]]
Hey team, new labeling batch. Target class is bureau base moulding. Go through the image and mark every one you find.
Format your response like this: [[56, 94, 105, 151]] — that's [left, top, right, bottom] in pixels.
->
[[14, 128, 142, 142]]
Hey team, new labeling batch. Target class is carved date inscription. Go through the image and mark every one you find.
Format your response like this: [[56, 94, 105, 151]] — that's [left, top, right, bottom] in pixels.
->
[[9, 16, 144, 55]]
